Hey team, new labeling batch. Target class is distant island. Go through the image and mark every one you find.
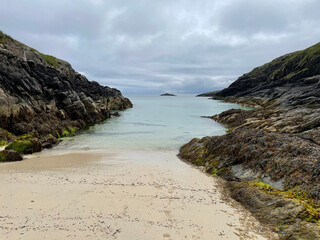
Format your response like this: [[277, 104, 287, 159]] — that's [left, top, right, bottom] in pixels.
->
[[160, 93, 176, 96]]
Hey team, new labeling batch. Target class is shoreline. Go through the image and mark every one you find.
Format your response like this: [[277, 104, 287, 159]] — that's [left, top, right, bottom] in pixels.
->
[[0, 148, 277, 239], [179, 97, 320, 239]]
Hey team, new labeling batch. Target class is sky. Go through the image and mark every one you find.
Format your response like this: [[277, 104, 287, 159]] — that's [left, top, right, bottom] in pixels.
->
[[1, 0, 320, 95]]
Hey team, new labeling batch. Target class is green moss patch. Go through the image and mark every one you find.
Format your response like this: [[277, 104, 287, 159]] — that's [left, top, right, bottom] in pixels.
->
[[59, 127, 77, 138], [249, 180, 320, 225], [211, 168, 219, 176], [40, 53, 59, 67], [61, 129, 69, 137], [270, 42, 320, 80], [5, 133, 42, 154], [0, 140, 7, 147], [0, 31, 8, 44]]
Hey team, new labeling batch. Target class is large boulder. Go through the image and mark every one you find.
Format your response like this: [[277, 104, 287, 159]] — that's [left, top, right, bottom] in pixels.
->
[[0, 150, 23, 162], [5, 132, 42, 154]]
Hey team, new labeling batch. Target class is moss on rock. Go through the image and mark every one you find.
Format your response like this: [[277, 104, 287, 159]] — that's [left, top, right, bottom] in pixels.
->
[[249, 180, 320, 225], [60, 127, 77, 138], [0, 31, 8, 44], [0, 128, 15, 143], [5, 132, 42, 154], [0, 140, 7, 147], [0, 150, 23, 162]]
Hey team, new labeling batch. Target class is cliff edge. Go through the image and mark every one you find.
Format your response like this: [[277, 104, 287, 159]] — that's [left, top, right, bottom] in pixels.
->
[[180, 43, 320, 239], [0, 31, 132, 155]]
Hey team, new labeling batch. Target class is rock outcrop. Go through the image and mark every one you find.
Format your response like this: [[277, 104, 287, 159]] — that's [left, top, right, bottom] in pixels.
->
[[196, 91, 220, 97], [180, 42, 320, 239], [0, 150, 23, 162], [216, 42, 320, 107], [0, 31, 132, 155]]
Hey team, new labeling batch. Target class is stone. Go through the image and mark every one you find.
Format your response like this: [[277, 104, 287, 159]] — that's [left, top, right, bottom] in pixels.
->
[[180, 41, 320, 239], [0, 30, 133, 152], [0, 150, 23, 162]]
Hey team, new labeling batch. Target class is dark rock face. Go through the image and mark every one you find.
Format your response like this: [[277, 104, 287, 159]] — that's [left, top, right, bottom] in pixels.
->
[[0, 128, 15, 144], [111, 112, 120, 117], [179, 42, 320, 239], [196, 91, 220, 97], [40, 134, 59, 149], [180, 102, 320, 238], [215, 42, 320, 107], [179, 128, 320, 200], [0, 31, 132, 149], [226, 181, 320, 240], [0, 150, 23, 162]]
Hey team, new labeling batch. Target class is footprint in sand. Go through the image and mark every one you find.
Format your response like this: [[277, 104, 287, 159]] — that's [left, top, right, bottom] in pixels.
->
[[163, 233, 172, 240]]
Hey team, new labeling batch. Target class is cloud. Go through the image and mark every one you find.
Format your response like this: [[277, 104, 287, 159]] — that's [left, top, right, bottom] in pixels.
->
[[217, 0, 289, 35], [1, 0, 320, 95]]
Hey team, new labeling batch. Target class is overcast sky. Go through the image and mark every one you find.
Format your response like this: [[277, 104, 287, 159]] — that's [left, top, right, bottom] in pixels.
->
[[1, 0, 320, 95]]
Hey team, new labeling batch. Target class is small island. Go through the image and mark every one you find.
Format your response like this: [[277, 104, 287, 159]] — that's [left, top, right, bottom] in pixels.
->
[[160, 93, 176, 96]]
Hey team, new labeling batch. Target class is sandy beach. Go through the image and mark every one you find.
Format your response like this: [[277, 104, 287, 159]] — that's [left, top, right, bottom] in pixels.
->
[[0, 150, 277, 240]]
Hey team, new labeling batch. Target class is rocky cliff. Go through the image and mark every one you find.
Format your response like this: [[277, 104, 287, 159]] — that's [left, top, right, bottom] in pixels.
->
[[180, 43, 320, 239], [216, 42, 320, 106], [0, 31, 132, 156]]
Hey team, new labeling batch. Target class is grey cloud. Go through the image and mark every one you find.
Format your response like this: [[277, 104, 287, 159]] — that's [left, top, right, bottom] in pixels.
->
[[217, 0, 289, 35], [1, 0, 320, 95]]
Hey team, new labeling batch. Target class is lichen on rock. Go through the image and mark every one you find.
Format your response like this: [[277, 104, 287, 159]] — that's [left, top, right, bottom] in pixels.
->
[[181, 42, 320, 238]]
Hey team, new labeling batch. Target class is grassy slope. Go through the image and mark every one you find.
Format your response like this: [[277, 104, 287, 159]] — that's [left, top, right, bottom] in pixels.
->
[[0, 30, 60, 67]]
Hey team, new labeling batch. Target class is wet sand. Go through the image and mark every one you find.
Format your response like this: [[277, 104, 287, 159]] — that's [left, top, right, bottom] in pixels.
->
[[0, 150, 277, 239]]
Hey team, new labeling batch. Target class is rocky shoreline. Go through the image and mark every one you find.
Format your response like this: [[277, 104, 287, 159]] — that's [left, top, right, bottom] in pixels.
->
[[0, 31, 132, 161], [179, 42, 320, 239]]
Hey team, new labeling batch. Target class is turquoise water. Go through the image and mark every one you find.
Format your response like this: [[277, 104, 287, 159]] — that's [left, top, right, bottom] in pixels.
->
[[56, 95, 243, 152]]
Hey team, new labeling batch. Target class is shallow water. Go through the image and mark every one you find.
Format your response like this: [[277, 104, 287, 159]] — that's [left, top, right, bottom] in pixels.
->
[[2, 97, 274, 240], [56, 95, 244, 152]]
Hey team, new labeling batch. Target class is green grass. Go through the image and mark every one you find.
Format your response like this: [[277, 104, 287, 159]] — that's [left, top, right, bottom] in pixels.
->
[[250, 41, 320, 81], [271, 42, 320, 79], [0, 31, 30, 48], [0, 31, 8, 44], [0, 30, 60, 67], [40, 53, 59, 67]]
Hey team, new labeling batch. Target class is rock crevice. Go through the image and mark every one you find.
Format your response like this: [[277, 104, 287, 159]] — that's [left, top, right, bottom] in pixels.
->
[[0, 31, 132, 158], [180, 42, 320, 239]]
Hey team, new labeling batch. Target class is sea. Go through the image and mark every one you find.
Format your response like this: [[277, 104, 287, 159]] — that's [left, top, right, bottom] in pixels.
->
[[54, 95, 244, 152]]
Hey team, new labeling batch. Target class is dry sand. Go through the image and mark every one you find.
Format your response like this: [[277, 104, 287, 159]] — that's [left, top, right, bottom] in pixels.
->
[[0, 149, 278, 240]]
